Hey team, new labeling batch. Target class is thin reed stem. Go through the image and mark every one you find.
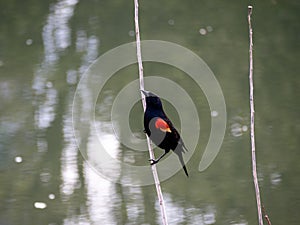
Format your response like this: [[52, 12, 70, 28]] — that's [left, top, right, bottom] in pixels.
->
[[134, 0, 168, 224], [248, 5, 264, 225]]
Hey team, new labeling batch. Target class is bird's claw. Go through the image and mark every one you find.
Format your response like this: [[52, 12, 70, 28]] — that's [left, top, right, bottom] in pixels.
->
[[148, 159, 158, 165]]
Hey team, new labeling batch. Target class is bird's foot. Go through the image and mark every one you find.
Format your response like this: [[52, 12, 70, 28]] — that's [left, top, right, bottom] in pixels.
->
[[148, 159, 158, 165]]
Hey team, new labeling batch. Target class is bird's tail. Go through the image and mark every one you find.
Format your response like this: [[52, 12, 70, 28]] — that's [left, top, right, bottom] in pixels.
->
[[175, 147, 189, 177]]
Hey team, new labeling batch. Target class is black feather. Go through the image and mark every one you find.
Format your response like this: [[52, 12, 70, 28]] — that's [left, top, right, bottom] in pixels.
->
[[141, 90, 189, 177]]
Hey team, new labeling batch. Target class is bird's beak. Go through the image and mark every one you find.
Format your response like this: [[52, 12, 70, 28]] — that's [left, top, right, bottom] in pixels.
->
[[140, 89, 150, 97], [140, 89, 157, 97]]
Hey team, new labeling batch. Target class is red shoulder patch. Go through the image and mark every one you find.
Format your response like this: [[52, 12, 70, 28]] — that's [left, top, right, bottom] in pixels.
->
[[155, 118, 171, 133]]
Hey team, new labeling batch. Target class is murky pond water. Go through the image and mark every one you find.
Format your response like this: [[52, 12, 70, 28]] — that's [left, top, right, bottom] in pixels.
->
[[0, 0, 299, 224]]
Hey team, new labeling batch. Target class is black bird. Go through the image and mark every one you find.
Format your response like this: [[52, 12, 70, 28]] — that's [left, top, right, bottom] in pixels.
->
[[141, 90, 189, 177]]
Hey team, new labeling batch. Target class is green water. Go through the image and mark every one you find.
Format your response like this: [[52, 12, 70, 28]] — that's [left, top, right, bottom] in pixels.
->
[[0, 0, 299, 224]]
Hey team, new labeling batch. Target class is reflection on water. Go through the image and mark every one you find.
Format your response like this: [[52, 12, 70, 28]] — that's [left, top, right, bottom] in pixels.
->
[[43, 0, 78, 65], [34, 82, 57, 129], [161, 195, 217, 225], [86, 121, 121, 183], [230, 116, 248, 137], [33, 0, 79, 95], [85, 164, 117, 224], [270, 172, 282, 187], [34, 201, 47, 209], [14, 156, 23, 163], [40, 168, 52, 183], [61, 109, 79, 197]]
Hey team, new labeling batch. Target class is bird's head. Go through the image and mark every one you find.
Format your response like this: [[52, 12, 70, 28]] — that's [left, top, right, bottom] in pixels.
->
[[140, 89, 163, 109]]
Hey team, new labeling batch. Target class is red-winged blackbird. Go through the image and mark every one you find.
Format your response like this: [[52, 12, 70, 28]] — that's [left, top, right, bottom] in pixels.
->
[[141, 90, 189, 177]]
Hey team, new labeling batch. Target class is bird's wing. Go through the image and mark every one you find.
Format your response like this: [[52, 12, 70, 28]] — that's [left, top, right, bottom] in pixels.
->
[[162, 117, 181, 141], [155, 117, 185, 146], [162, 117, 188, 153]]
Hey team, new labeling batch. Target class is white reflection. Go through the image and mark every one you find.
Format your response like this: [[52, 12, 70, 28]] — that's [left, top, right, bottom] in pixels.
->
[[63, 217, 89, 225], [158, 194, 184, 224], [26, 38, 33, 45], [54, 0, 78, 50], [39, 0, 79, 69], [60, 109, 79, 197], [76, 30, 88, 52], [32, 0, 80, 199], [33, 0, 79, 130], [94, 124, 119, 159], [96, 91, 113, 121], [0, 81, 13, 101], [203, 205, 216, 224], [160, 196, 217, 225], [34, 202, 47, 209], [60, 152, 79, 196], [37, 137, 48, 153], [87, 121, 121, 182], [230, 116, 248, 137], [40, 169, 52, 183], [231, 123, 243, 137], [211, 110, 218, 117], [42, 0, 79, 65], [61, 90, 89, 223], [48, 193, 56, 200], [84, 163, 116, 224], [66, 69, 78, 85], [125, 186, 144, 223], [33, 0, 79, 108], [34, 84, 57, 129], [199, 28, 207, 35], [14, 156, 23, 163], [270, 172, 282, 187], [78, 35, 99, 75]]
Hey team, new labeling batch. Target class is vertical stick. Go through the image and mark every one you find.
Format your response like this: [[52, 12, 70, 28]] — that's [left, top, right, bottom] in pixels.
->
[[134, 0, 168, 224], [247, 6, 264, 225]]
